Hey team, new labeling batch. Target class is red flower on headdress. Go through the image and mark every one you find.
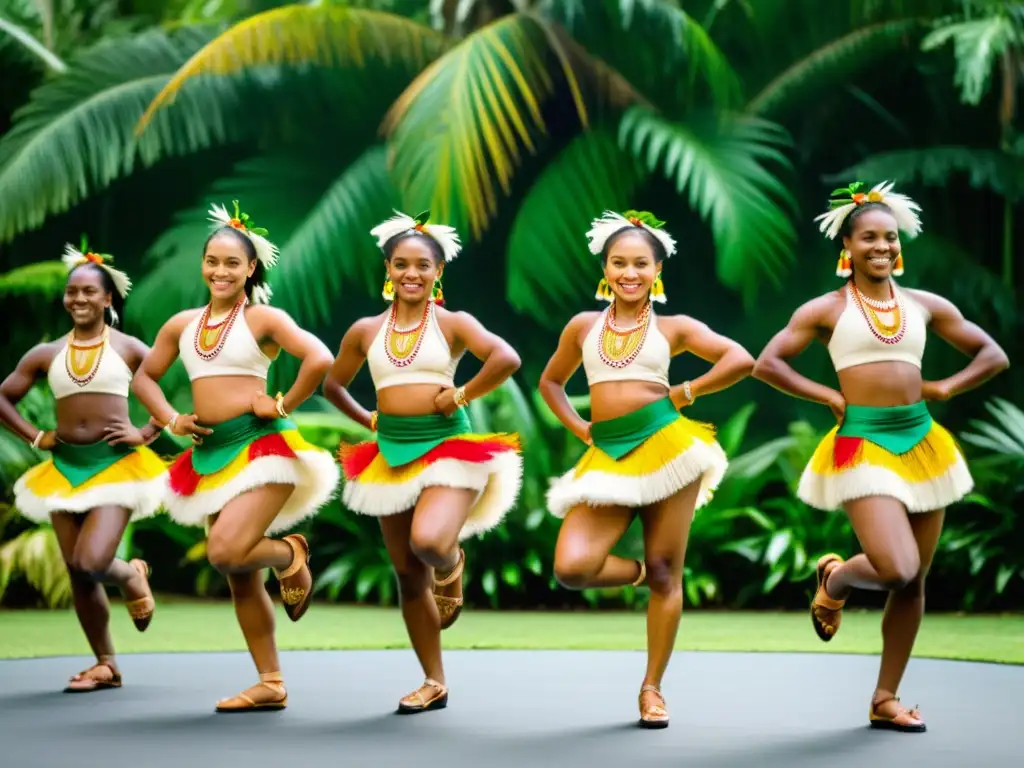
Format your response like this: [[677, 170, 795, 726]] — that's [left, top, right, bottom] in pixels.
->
[[852, 193, 866, 205], [85, 252, 103, 264], [628, 216, 642, 226], [229, 218, 246, 230]]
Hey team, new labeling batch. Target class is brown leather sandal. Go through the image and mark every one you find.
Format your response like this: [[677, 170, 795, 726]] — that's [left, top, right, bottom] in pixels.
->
[[125, 559, 155, 632], [811, 553, 846, 642], [64, 657, 122, 693], [215, 672, 288, 713], [869, 694, 926, 733], [638, 684, 669, 729], [397, 678, 448, 714], [433, 548, 465, 631], [274, 534, 312, 622]]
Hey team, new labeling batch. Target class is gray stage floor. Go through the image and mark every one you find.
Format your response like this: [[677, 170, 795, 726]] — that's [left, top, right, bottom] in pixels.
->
[[1, 650, 1020, 766]]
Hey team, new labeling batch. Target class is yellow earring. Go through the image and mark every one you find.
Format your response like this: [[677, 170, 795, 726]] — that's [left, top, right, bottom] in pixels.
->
[[651, 273, 666, 303], [893, 252, 904, 276], [382, 273, 395, 302], [594, 277, 614, 302], [836, 249, 852, 278]]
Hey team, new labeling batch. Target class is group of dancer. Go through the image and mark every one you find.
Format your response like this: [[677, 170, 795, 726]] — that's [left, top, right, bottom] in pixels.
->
[[0, 182, 1008, 732]]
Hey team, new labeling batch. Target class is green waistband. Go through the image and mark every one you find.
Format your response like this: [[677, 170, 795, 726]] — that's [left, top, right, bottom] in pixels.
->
[[52, 439, 134, 489], [192, 412, 295, 475], [837, 401, 933, 455], [590, 397, 681, 460], [376, 409, 472, 468]]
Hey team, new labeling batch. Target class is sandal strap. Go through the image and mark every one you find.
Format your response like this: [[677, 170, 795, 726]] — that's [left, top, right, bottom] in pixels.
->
[[274, 535, 308, 580], [631, 559, 646, 587], [433, 550, 465, 588]]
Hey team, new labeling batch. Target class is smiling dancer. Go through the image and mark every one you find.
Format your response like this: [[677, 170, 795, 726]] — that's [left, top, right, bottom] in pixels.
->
[[753, 181, 1010, 733], [539, 210, 754, 729], [324, 210, 522, 714], [0, 241, 163, 692], [131, 201, 339, 712]]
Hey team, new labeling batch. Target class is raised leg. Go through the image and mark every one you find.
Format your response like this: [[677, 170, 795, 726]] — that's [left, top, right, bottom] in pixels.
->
[[552, 504, 640, 590], [409, 486, 475, 631]]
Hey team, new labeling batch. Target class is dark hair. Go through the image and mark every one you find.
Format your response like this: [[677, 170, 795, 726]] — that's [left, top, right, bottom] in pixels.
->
[[840, 201, 895, 238], [382, 231, 444, 263], [600, 226, 667, 263], [204, 226, 266, 301], [68, 263, 124, 328]]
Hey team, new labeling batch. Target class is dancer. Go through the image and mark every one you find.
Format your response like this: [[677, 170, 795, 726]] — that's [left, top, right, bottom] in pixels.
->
[[130, 201, 340, 712], [0, 241, 162, 692], [540, 210, 754, 729], [324, 210, 522, 714], [752, 181, 1010, 733]]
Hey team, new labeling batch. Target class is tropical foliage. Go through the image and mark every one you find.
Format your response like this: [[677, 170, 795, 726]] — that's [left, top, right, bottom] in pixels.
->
[[0, 0, 1021, 610]]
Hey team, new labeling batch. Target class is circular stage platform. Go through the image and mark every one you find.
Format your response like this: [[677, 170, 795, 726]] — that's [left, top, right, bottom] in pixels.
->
[[2, 650, 1020, 766]]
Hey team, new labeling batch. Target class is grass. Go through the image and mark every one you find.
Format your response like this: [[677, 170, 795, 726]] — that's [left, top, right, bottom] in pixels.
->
[[1, 599, 1022, 663]]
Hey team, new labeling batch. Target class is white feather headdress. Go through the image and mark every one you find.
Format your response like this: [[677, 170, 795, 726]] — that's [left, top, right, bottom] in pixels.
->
[[207, 200, 279, 304], [370, 210, 462, 263], [814, 181, 922, 240], [586, 210, 677, 259], [61, 241, 132, 298]]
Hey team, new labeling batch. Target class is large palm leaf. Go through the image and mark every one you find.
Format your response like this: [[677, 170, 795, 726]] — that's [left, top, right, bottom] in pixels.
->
[[506, 128, 647, 328], [383, 12, 643, 240], [0, 13, 67, 72], [618, 106, 797, 299]]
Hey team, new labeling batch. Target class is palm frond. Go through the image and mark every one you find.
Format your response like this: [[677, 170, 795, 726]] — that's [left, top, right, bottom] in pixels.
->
[[922, 13, 1018, 105], [829, 146, 1024, 201], [506, 129, 647, 328], [0, 25, 253, 244], [618, 106, 798, 299], [0, 14, 66, 72], [748, 19, 924, 118], [0, 526, 70, 608], [962, 397, 1024, 462], [383, 12, 643, 240], [137, 4, 445, 131]]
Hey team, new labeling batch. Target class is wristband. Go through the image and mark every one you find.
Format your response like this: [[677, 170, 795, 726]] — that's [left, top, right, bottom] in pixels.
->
[[275, 392, 288, 418], [31, 430, 44, 449]]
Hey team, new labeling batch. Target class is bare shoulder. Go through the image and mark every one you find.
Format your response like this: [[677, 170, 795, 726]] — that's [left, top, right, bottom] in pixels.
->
[[901, 287, 956, 317], [245, 304, 293, 327], [108, 328, 149, 359], [163, 308, 204, 335], [345, 312, 388, 345], [791, 289, 847, 328]]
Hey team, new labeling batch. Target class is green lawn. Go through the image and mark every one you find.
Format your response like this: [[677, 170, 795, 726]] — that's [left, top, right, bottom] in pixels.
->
[[1, 599, 1021, 663]]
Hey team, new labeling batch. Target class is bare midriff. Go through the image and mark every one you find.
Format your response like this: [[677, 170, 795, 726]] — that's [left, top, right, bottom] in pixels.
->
[[836, 361, 922, 408], [377, 383, 450, 417], [55, 393, 132, 444], [191, 375, 271, 424], [589, 380, 669, 423]]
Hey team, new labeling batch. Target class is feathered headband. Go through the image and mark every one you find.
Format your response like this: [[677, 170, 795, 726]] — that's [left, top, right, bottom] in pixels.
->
[[208, 200, 278, 304], [61, 238, 132, 299], [370, 210, 462, 263], [814, 181, 922, 240], [586, 210, 677, 260]]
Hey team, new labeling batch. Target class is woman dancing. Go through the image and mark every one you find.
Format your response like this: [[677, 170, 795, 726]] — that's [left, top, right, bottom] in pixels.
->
[[131, 201, 339, 712], [1, 242, 163, 692], [325, 210, 522, 714], [753, 181, 1009, 733], [539, 210, 754, 729]]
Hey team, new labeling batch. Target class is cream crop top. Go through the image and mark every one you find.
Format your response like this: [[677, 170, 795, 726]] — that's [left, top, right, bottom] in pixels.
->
[[178, 304, 273, 381], [366, 303, 461, 391], [582, 306, 671, 388], [48, 330, 133, 400], [827, 283, 930, 372]]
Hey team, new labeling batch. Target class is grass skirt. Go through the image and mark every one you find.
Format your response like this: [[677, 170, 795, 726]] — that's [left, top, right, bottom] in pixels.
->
[[339, 410, 522, 541], [798, 403, 973, 513], [14, 441, 167, 523], [546, 398, 728, 518], [165, 414, 339, 535]]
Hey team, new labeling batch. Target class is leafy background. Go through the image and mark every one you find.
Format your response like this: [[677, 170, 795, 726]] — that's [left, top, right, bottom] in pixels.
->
[[0, 0, 1021, 613]]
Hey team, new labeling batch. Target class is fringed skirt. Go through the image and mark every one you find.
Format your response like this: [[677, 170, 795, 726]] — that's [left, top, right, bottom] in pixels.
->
[[798, 402, 973, 513], [546, 397, 728, 518], [14, 440, 167, 522], [339, 409, 522, 541], [166, 413, 339, 535]]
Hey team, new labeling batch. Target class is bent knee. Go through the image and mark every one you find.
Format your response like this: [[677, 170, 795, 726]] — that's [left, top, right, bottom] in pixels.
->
[[70, 548, 115, 577], [644, 556, 682, 596], [409, 531, 457, 568], [870, 555, 922, 591], [553, 553, 598, 590], [205, 537, 249, 573]]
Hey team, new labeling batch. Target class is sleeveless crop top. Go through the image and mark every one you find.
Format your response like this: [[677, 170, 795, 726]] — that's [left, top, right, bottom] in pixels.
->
[[48, 329, 133, 400], [581, 305, 671, 388], [366, 303, 461, 391], [178, 303, 273, 381], [827, 282, 930, 372]]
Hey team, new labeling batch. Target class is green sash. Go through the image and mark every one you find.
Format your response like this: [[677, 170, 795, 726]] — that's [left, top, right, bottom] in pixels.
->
[[52, 440, 134, 489], [376, 409, 473, 468], [837, 402, 933, 456], [590, 397, 681, 460], [191, 413, 295, 475]]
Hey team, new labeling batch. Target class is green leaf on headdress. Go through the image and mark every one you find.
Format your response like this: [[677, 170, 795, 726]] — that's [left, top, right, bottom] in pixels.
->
[[621, 209, 665, 228], [413, 210, 430, 226], [248, 227, 269, 236], [232, 200, 242, 220]]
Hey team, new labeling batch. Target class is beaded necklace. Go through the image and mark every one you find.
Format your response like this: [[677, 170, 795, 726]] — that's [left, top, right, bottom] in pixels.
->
[[193, 296, 246, 361], [850, 281, 906, 345], [65, 326, 109, 387], [384, 300, 431, 367], [598, 301, 652, 369]]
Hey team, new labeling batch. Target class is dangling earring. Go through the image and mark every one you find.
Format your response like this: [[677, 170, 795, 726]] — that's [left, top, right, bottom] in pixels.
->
[[108, 307, 119, 327], [650, 273, 667, 304], [381, 271, 395, 302], [836, 249, 852, 278], [595, 277, 613, 302], [893, 252, 904, 277], [430, 275, 445, 306]]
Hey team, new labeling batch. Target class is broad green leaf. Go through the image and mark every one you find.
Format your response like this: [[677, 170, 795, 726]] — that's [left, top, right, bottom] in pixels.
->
[[922, 14, 1017, 106]]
